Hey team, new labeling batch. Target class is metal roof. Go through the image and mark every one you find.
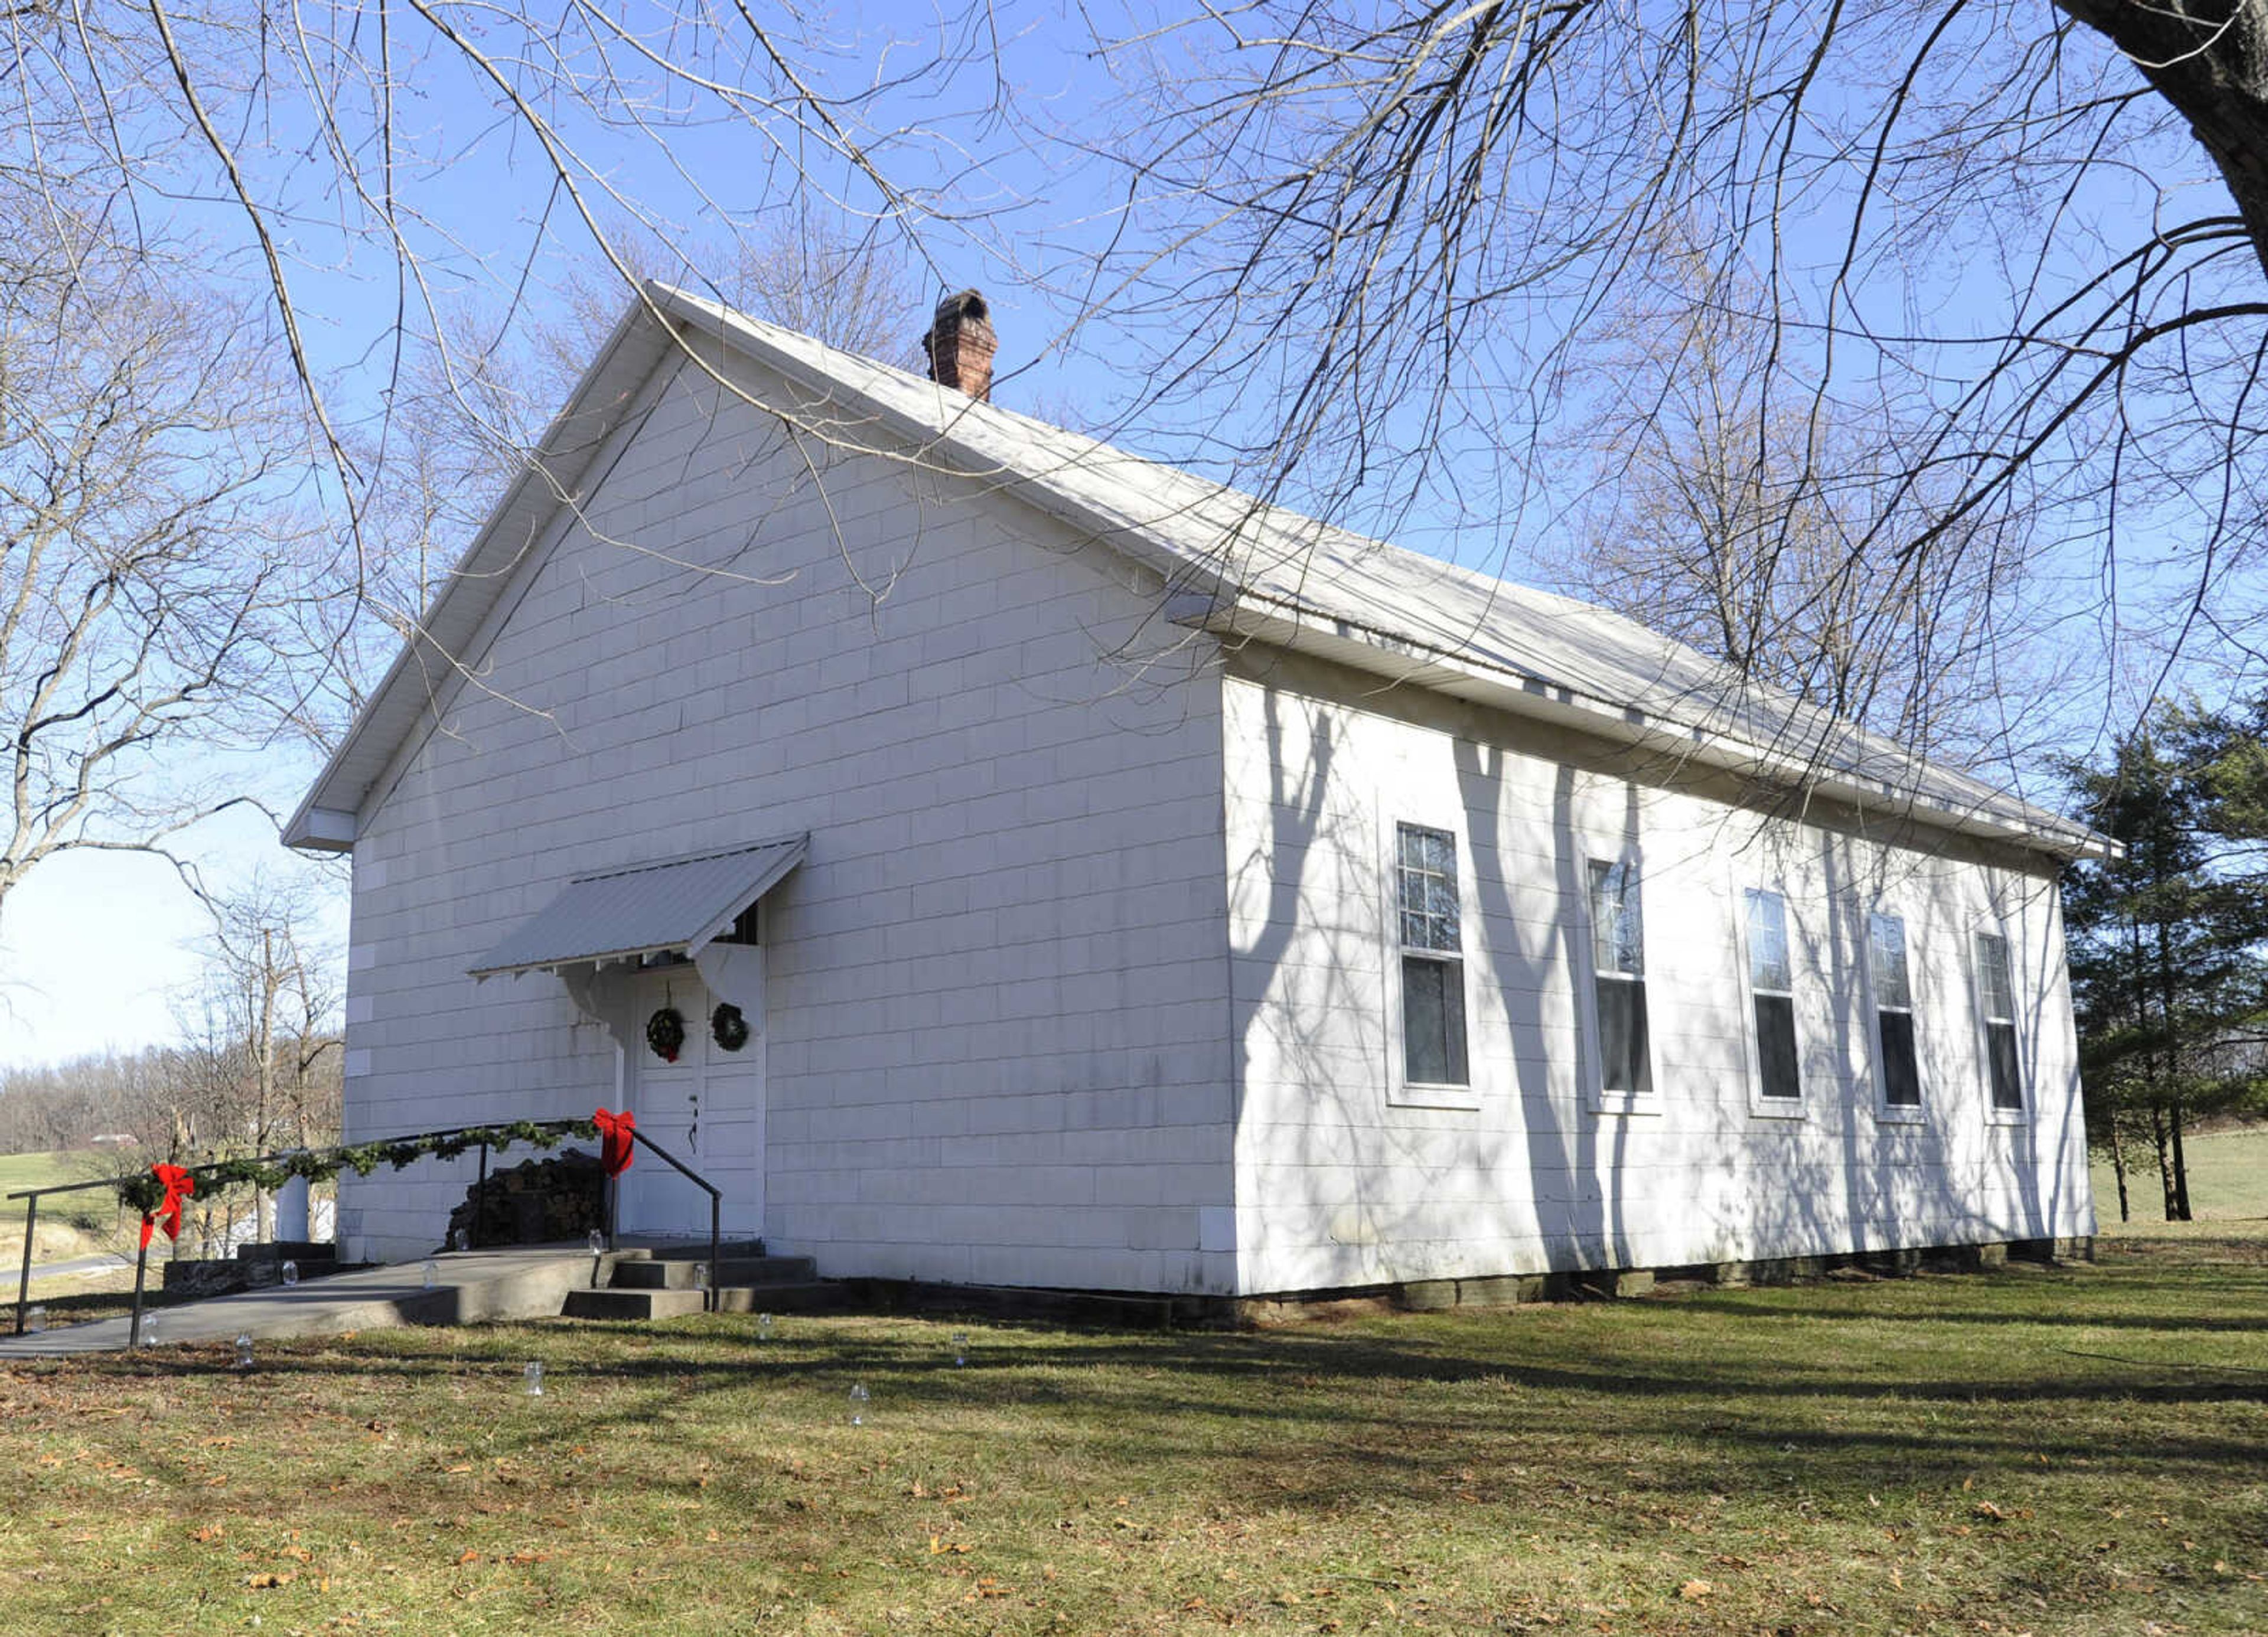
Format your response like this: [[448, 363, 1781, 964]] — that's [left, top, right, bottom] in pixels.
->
[[291, 282, 2111, 862], [470, 836, 807, 979]]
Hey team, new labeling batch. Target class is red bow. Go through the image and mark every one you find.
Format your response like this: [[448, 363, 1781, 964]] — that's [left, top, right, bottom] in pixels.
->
[[140, 1163, 195, 1249], [592, 1108, 636, 1178]]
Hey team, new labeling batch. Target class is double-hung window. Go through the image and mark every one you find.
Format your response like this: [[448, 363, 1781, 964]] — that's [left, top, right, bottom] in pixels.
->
[[1396, 824, 1468, 1087], [1745, 889, 1800, 1103], [1588, 860, 1651, 1096], [1974, 931, 2025, 1111], [1868, 911, 1922, 1110]]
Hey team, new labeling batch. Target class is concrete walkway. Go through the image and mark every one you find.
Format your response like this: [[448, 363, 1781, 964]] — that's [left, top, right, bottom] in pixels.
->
[[0, 1244, 614, 1356]]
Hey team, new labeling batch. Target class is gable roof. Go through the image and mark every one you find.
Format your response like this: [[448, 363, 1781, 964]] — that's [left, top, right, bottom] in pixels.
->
[[288, 282, 2110, 862]]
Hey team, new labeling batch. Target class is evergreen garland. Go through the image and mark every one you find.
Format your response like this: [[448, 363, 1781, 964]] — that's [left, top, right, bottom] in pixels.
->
[[114, 1119, 601, 1214]]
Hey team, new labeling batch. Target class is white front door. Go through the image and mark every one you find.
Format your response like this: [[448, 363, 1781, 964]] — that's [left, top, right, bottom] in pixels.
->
[[617, 967, 764, 1238]]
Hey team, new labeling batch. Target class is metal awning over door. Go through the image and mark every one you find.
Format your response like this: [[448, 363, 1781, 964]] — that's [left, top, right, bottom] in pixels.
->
[[470, 834, 807, 979]]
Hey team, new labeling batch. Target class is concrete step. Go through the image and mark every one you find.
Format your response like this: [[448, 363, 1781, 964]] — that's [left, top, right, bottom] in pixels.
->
[[561, 1281, 848, 1321], [613, 1239, 770, 1262], [562, 1286, 708, 1321], [607, 1254, 815, 1290], [711, 1281, 846, 1315]]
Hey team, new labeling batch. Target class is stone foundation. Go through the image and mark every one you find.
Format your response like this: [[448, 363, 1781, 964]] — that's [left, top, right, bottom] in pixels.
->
[[1220, 1236, 2096, 1328]]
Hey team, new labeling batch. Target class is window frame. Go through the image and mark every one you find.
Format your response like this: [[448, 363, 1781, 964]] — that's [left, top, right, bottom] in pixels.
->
[[1736, 885, 1807, 1120], [1862, 904, 1928, 1124], [1972, 924, 2031, 1126], [1380, 811, 1482, 1111], [1576, 849, 1658, 1117]]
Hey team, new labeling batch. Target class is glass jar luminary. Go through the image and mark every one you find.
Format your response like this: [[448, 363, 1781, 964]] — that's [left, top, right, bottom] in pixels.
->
[[953, 1332, 969, 1368], [23, 1305, 45, 1334], [692, 1262, 709, 1291], [756, 1312, 775, 1342], [281, 1260, 299, 1288], [524, 1361, 544, 1397], [848, 1382, 869, 1426], [234, 1334, 254, 1370], [422, 1260, 440, 1290], [588, 1228, 605, 1256], [138, 1315, 158, 1348], [450, 1228, 468, 1252]]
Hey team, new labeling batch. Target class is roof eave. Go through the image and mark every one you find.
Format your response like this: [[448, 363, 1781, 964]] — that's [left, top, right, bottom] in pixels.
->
[[1175, 594, 2117, 864]]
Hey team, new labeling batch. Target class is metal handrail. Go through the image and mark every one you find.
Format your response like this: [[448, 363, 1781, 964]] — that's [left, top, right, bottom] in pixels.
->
[[612, 1127, 724, 1313], [8, 1118, 592, 1339], [8, 1116, 732, 1335]]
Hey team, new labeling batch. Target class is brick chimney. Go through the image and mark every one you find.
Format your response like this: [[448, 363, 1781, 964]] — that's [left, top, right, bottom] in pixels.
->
[[922, 289, 996, 401]]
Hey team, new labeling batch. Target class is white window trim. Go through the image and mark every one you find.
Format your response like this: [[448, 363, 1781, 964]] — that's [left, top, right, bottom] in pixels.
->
[[1972, 922, 2033, 1127], [1575, 847, 1658, 1117], [1736, 883, 1807, 1121], [1862, 901, 1928, 1125], [1379, 805, 1482, 1111]]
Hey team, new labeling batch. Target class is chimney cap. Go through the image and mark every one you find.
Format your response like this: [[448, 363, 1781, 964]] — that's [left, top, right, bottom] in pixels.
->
[[934, 289, 989, 324]]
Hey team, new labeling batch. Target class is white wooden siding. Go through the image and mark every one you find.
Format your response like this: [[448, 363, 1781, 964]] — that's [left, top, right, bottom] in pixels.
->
[[1221, 658, 2093, 1297], [339, 348, 1235, 1290]]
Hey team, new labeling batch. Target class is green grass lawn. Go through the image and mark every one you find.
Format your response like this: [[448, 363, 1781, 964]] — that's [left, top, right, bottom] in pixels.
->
[[0, 1150, 109, 1223], [2093, 1121, 2268, 1237], [0, 1240, 2262, 1635]]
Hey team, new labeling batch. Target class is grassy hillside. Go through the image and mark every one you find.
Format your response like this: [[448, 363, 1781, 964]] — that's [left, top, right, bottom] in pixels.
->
[[0, 1150, 110, 1217], [2091, 1122, 2268, 1237], [0, 1151, 127, 1269]]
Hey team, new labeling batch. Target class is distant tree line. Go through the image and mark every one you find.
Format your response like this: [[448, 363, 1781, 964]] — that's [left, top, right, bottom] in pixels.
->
[[2065, 706, 2268, 1221], [0, 872, 341, 1247]]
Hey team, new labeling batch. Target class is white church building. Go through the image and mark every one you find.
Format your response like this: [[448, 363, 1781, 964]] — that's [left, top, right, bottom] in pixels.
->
[[287, 284, 2104, 1298]]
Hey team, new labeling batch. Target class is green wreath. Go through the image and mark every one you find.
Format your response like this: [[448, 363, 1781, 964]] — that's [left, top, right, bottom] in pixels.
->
[[645, 1006, 687, 1063], [711, 1003, 750, 1052]]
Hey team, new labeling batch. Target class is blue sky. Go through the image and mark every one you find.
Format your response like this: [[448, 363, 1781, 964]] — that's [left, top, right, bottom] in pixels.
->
[[0, 0, 2244, 1068]]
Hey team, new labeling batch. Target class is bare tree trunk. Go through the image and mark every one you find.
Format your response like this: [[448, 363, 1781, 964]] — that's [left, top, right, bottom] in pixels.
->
[[2169, 1099, 2194, 1221], [2109, 1114, 2131, 1223], [2150, 1105, 2178, 1221], [255, 927, 278, 1245], [2055, 0, 2268, 285]]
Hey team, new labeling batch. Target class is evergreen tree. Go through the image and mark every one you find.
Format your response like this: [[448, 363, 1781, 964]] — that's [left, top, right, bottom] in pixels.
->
[[2064, 710, 2268, 1221]]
